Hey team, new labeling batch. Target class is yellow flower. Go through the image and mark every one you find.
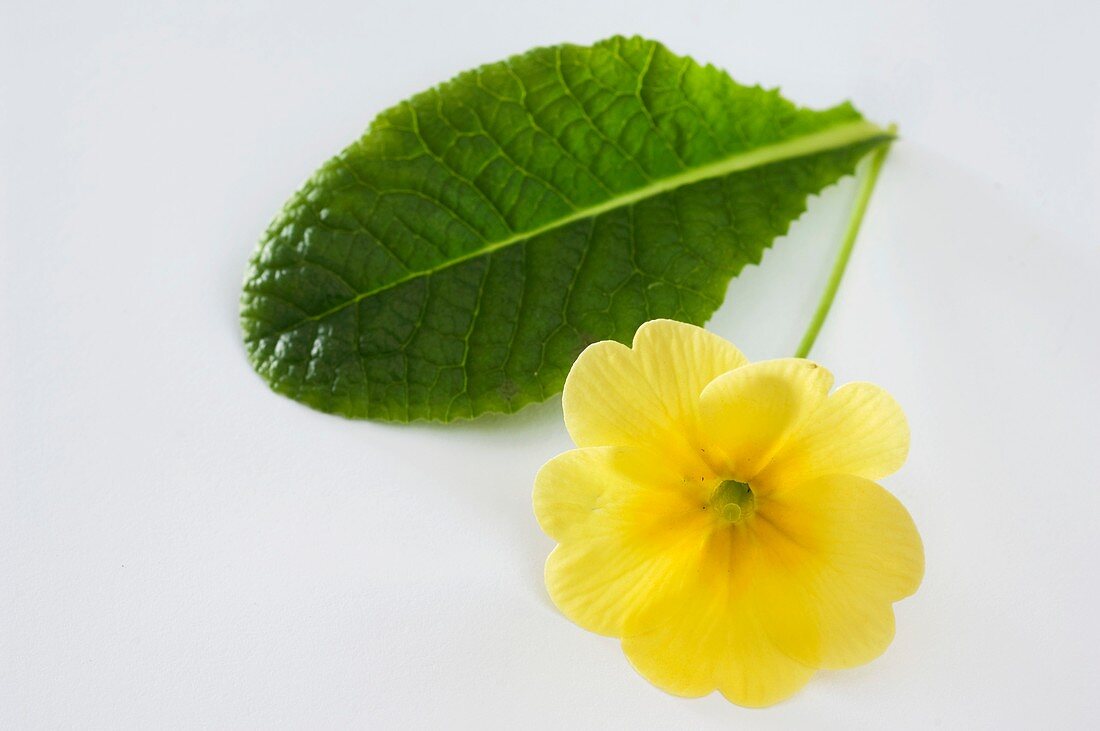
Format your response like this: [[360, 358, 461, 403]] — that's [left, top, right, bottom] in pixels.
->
[[533, 320, 923, 707]]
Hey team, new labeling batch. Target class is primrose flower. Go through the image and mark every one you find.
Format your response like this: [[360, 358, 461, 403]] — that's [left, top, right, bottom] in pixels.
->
[[534, 320, 923, 707]]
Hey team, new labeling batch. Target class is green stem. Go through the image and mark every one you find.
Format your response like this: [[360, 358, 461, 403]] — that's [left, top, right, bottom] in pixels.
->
[[794, 125, 896, 359]]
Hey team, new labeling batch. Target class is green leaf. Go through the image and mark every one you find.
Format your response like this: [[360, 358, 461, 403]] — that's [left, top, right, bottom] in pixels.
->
[[241, 35, 891, 422]]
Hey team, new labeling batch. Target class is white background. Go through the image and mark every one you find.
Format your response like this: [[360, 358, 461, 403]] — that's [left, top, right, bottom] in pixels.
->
[[2, 0, 1098, 727]]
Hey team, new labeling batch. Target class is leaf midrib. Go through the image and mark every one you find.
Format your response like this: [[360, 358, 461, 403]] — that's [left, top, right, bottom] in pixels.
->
[[250, 119, 888, 339]]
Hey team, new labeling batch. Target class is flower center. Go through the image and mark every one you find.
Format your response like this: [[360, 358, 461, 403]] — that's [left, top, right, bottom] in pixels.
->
[[710, 480, 756, 524]]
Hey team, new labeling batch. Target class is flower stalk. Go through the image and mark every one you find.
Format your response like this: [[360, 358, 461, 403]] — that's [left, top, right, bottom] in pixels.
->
[[794, 125, 897, 359]]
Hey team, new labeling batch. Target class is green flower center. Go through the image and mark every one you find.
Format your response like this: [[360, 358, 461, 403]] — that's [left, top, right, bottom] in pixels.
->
[[710, 480, 756, 524]]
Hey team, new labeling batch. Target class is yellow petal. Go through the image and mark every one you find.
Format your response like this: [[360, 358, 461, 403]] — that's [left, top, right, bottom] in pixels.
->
[[534, 446, 705, 542], [750, 474, 924, 669], [622, 527, 815, 706], [536, 446, 713, 636], [697, 359, 833, 483], [562, 320, 747, 468], [755, 382, 909, 491]]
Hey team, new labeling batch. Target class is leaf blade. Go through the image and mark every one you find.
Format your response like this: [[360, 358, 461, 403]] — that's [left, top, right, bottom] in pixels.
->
[[241, 36, 891, 421]]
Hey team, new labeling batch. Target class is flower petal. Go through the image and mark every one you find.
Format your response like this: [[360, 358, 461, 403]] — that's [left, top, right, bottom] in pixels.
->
[[622, 528, 815, 706], [562, 320, 747, 466], [755, 382, 909, 491], [536, 446, 713, 636], [750, 474, 924, 669], [698, 359, 833, 483]]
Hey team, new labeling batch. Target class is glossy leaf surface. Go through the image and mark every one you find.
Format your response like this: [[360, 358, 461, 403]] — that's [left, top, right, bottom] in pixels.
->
[[240, 36, 890, 421]]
